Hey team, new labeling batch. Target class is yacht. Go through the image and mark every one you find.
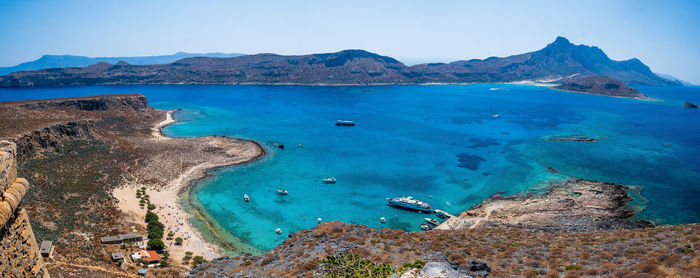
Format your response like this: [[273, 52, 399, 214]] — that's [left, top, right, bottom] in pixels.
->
[[387, 196, 432, 212], [322, 177, 336, 183], [323, 164, 336, 183], [276, 189, 288, 195], [424, 218, 440, 226], [335, 120, 356, 126]]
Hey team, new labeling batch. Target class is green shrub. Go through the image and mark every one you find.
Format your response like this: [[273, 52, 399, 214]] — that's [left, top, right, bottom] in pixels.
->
[[147, 238, 165, 251], [319, 253, 395, 278]]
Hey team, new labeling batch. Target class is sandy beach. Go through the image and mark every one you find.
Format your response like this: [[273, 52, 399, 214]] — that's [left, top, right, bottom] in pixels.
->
[[113, 110, 263, 265]]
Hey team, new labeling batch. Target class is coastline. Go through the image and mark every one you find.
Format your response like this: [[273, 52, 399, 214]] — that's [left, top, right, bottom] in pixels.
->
[[113, 110, 265, 264]]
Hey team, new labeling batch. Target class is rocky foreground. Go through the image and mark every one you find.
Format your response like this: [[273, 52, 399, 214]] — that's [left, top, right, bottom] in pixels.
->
[[189, 221, 699, 277]]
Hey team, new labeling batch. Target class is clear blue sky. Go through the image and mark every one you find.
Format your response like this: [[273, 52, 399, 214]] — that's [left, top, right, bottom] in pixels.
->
[[1, 0, 699, 83]]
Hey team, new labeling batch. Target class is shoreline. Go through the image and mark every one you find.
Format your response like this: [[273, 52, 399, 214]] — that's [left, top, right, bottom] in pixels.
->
[[113, 109, 265, 264]]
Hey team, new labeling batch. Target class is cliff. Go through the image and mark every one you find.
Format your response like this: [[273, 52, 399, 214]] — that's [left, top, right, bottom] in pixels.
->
[[0, 141, 50, 278], [0, 37, 680, 96]]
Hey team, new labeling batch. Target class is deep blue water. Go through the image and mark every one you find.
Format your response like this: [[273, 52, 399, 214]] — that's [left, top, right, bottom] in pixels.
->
[[1, 84, 699, 253]]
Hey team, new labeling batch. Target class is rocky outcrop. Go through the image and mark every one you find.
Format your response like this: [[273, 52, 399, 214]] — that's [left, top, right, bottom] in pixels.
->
[[437, 178, 653, 232], [0, 37, 679, 91], [13, 94, 149, 113], [0, 141, 49, 278], [553, 75, 647, 98]]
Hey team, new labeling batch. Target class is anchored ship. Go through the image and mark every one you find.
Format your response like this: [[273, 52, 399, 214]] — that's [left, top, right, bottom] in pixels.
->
[[335, 120, 356, 126], [387, 196, 432, 212]]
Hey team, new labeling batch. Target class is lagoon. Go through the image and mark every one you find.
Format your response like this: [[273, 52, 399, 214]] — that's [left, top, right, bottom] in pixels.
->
[[1, 84, 699, 254]]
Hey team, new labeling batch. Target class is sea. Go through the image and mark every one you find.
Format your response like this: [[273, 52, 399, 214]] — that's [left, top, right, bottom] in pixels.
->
[[1, 84, 699, 254]]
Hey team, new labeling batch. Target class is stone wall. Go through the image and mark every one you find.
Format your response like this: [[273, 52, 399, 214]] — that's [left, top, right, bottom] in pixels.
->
[[0, 140, 49, 278]]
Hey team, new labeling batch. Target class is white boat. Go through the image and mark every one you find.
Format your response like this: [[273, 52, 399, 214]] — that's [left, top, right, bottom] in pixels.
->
[[275, 228, 282, 234], [322, 177, 336, 183], [243, 194, 249, 202], [317, 218, 322, 223], [276, 189, 288, 195], [335, 120, 356, 126], [323, 164, 336, 183], [380, 217, 386, 223], [420, 224, 432, 231], [424, 218, 440, 226]]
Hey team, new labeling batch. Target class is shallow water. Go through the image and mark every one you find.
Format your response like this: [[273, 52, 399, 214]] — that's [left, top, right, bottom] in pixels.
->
[[2, 84, 699, 253]]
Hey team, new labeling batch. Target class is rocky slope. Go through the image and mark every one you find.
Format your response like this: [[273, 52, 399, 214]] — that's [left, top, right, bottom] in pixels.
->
[[0, 37, 679, 93], [189, 221, 699, 277]]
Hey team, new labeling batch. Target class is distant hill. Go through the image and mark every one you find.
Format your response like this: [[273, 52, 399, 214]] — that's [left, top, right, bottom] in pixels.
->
[[0, 37, 680, 97], [0, 52, 244, 75], [654, 72, 694, 85]]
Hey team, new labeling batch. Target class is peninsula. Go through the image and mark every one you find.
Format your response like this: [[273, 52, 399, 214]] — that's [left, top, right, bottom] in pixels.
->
[[0, 37, 678, 99]]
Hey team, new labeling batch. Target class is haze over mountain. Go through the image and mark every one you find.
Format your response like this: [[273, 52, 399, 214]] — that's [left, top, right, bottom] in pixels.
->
[[0, 37, 679, 90], [0, 52, 244, 75]]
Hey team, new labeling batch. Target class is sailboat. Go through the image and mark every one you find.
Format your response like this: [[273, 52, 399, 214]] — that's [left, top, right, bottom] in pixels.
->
[[322, 163, 336, 183]]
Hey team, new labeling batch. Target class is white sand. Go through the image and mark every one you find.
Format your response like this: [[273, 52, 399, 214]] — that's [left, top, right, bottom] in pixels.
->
[[113, 110, 261, 266]]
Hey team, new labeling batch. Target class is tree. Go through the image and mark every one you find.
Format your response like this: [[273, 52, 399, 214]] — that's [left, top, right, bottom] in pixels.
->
[[141, 186, 146, 191], [167, 231, 175, 239], [147, 204, 156, 210], [147, 238, 165, 251], [145, 211, 159, 223], [175, 237, 183, 246], [148, 228, 164, 240], [192, 256, 206, 267], [183, 252, 192, 264]]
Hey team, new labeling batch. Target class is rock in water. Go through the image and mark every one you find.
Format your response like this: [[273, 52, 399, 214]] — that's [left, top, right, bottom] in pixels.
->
[[683, 101, 698, 108]]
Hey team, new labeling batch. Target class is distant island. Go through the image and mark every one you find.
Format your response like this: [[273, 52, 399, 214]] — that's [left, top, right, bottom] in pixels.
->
[[0, 52, 245, 75], [0, 37, 680, 98]]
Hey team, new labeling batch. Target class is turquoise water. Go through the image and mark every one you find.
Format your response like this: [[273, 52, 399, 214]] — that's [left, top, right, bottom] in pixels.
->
[[2, 84, 699, 253]]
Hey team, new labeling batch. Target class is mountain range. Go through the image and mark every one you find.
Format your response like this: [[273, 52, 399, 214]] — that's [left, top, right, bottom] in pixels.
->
[[0, 37, 680, 94], [0, 52, 244, 76]]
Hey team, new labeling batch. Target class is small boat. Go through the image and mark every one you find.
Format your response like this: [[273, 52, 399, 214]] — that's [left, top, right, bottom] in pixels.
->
[[435, 211, 448, 219], [276, 189, 288, 195], [275, 228, 282, 234], [317, 218, 322, 223], [298, 144, 304, 148], [323, 164, 336, 183], [322, 177, 336, 183], [492, 114, 500, 118], [335, 120, 356, 126], [420, 224, 432, 231], [243, 194, 249, 202], [272, 142, 285, 149], [380, 217, 386, 224], [424, 218, 440, 226]]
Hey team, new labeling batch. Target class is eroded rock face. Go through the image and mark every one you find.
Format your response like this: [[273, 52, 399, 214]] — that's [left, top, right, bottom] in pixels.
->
[[437, 178, 653, 232], [17, 94, 149, 113]]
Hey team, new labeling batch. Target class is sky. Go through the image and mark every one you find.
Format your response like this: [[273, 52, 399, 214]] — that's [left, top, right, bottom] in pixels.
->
[[1, 0, 699, 83]]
